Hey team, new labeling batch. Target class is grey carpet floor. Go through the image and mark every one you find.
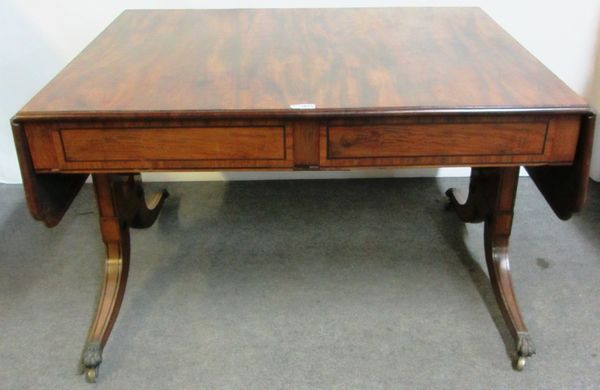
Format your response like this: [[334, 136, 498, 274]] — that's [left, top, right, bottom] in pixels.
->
[[0, 177, 599, 390]]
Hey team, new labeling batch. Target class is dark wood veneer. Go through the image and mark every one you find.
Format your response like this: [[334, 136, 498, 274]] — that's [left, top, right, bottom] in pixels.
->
[[60, 126, 287, 162], [10, 7, 594, 381], [327, 122, 548, 158], [16, 8, 587, 120]]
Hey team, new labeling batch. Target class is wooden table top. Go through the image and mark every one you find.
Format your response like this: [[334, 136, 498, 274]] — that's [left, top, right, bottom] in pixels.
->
[[18, 8, 588, 120]]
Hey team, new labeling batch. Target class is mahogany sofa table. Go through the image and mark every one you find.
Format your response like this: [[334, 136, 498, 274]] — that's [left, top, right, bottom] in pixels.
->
[[12, 8, 594, 382]]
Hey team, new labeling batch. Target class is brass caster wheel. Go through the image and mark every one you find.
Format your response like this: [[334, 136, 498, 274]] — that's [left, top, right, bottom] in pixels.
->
[[514, 356, 526, 371], [85, 367, 98, 383]]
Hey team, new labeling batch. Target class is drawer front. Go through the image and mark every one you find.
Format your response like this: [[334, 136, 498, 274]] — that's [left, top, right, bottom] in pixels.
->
[[61, 127, 286, 161], [321, 116, 580, 167], [327, 122, 546, 159], [24, 116, 581, 172], [26, 124, 294, 171]]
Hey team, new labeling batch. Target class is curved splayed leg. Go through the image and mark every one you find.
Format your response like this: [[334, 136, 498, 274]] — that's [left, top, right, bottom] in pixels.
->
[[447, 167, 535, 369], [122, 174, 169, 229], [446, 168, 486, 223], [82, 175, 130, 382], [483, 168, 535, 370], [81, 174, 167, 382]]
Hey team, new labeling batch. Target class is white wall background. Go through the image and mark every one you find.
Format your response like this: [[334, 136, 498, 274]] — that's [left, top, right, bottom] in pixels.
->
[[2, 0, 599, 183]]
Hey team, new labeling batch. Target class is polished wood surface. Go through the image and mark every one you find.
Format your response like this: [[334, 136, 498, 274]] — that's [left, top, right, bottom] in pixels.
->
[[320, 115, 581, 168], [526, 114, 597, 219], [10, 7, 594, 381], [82, 174, 168, 382], [292, 120, 320, 168], [447, 168, 535, 368], [61, 126, 286, 161], [327, 122, 548, 158], [11, 120, 87, 227], [17, 8, 587, 119], [22, 114, 582, 173], [25, 119, 295, 171]]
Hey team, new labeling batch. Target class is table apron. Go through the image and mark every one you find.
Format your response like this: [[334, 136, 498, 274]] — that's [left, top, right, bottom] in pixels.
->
[[23, 115, 582, 173]]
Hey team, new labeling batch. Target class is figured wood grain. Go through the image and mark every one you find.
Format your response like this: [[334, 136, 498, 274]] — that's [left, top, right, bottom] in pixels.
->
[[60, 127, 286, 161], [320, 115, 581, 168], [25, 125, 59, 169], [23, 115, 582, 172], [327, 122, 547, 159], [537, 116, 582, 162], [8, 8, 595, 377], [526, 114, 596, 219], [293, 120, 320, 168], [16, 8, 588, 120], [12, 120, 87, 226]]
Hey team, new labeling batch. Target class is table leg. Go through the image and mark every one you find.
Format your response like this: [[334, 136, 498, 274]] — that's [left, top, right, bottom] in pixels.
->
[[81, 174, 168, 383], [447, 167, 535, 370], [446, 168, 487, 223]]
